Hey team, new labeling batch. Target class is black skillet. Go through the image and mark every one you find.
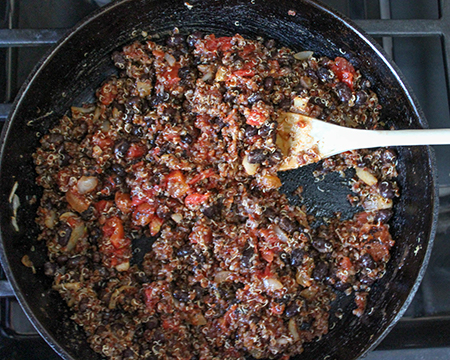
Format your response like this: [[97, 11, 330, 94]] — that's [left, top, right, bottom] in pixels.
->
[[0, 0, 438, 359]]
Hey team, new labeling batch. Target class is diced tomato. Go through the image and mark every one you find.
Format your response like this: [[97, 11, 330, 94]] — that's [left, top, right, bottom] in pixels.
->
[[115, 192, 132, 214], [131, 189, 155, 207], [127, 143, 147, 159], [204, 35, 233, 52], [65, 189, 90, 213], [185, 193, 209, 206], [160, 64, 181, 87], [133, 202, 156, 227], [270, 303, 285, 315], [329, 57, 356, 90], [188, 168, 215, 185], [340, 256, 353, 271], [246, 109, 267, 126], [103, 216, 127, 249], [92, 131, 114, 150], [152, 49, 165, 58], [97, 82, 117, 105], [260, 249, 275, 263], [166, 170, 190, 198], [233, 69, 255, 77], [149, 216, 164, 236], [94, 199, 113, 214]]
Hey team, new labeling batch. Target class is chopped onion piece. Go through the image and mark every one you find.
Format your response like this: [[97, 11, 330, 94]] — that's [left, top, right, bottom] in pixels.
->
[[77, 176, 98, 194], [289, 318, 300, 341], [8, 181, 18, 204], [116, 261, 130, 272], [171, 213, 183, 223], [243, 154, 259, 175], [214, 271, 232, 283], [273, 225, 289, 243], [293, 51, 313, 60], [263, 277, 283, 291], [12, 194, 20, 217], [164, 53, 176, 66], [356, 167, 378, 186]]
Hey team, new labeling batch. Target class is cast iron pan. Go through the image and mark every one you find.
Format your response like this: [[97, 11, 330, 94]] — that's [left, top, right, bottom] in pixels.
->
[[0, 0, 438, 359]]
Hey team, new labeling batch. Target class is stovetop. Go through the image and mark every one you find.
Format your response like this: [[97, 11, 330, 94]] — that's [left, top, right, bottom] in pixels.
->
[[1, 0, 450, 359]]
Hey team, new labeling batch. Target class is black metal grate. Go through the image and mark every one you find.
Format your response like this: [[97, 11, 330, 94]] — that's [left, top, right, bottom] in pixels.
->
[[1, 0, 450, 357]]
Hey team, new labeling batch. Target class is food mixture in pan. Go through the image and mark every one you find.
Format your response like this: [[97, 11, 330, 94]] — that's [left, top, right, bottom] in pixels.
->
[[34, 32, 398, 360]]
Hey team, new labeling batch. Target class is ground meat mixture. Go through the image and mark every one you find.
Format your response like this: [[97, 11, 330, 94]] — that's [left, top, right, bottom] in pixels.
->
[[33, 32, 398, 360]]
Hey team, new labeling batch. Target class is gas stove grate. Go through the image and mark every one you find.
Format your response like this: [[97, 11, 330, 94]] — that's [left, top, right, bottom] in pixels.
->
[[1, 0, 450, 355]]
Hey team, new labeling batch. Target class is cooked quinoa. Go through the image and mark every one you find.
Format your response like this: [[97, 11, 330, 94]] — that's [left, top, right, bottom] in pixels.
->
[[34, 32, 398, 360]]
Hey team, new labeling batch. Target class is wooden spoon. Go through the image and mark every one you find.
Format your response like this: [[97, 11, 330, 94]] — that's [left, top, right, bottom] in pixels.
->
[[276, 112, 450, 171]]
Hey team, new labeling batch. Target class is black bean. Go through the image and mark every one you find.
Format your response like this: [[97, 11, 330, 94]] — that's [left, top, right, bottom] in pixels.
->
[[187, 31, 204, 47], [111, 163, 126, 177], [279, 98, 292, 110], [374, 209, 393, 224], [80, 206, 93, 221], [267, 149, 283, 165], [264, 208, 277, 221], [56, 254, 68, 266], [305, 68, 318, 81], [127, 96, 141, 110], [244, 125, 258, 137], [241, 246, 254, 267], [264, 77, 275, 92], [278, 54, 294, 66], [173, 289, 190, 302], [92, 252, 102, 263], [122, 349, 135, 359], [285, 303, 300, 318], [381, 149, 397, 164], [223, 91, 237, 103], [359, 274, 375, 286], [178, 66, 191, 80], [334, 82, 352, 103], [259, 121, 277, 142], [264, 39, 276, 49], [247, 149, 267, 164], [79, 297, 89, 312], [176, 245, 193, 257], [145, 316, 159, 330], [135, 272, 150, 284], [290, 248, 305, 267], [312, 237, 332, 253], [167, 34, 185, 47], [354, 90, 368, 107], [333, 281, 350, 291], [48, 133, 64, 144], [90, 226, 102, 242], [312, 261, 329, 281], [278, 217, 299, 234], [57, 224, 72, 247], [59, 151, 71, 167], [248, 93, 262, 106], [44, 262, 57, 277], [317, 67, 331, 82], [202, 203, 221, 219], [309, 96, 325, 107], [112, 51, 126, 69], [299, 321, 312, 330], [360, 253, 376, 270], [177, 133, 192, 145], [279, 252, 290, 264], [114, 139, 130, 158], [66, 255, 87, 269], [379, 181, 395, 199]]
